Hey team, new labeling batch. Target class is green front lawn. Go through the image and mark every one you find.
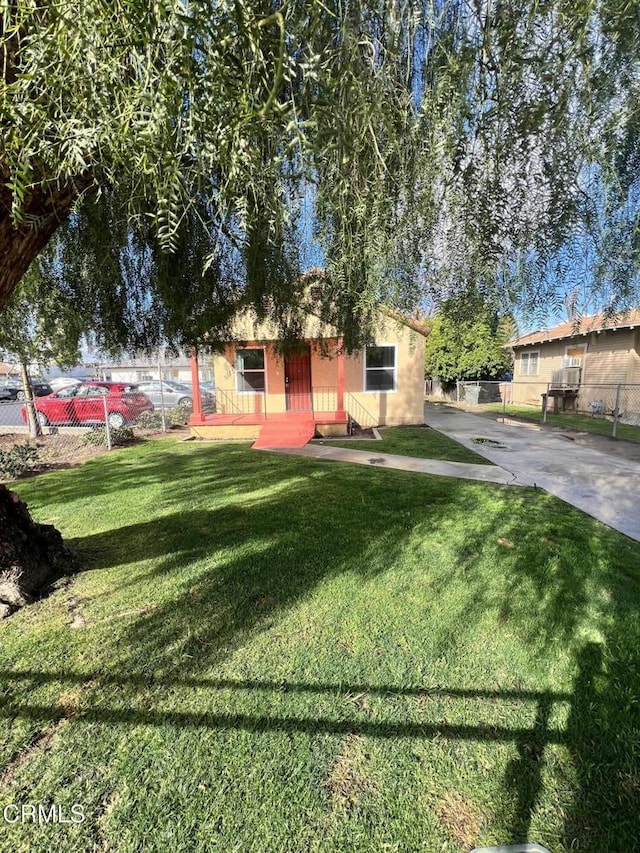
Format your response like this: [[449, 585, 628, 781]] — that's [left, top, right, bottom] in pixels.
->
[[484, 403, 640, 443], [323, 425, 492, 464], [1, 439, 639, 852]]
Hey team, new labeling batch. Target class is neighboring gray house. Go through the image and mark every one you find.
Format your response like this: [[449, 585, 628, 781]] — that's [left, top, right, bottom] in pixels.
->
[[99, 351, 213, 385]]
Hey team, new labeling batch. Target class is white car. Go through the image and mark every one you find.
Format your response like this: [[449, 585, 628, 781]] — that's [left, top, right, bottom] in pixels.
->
[[47, 376, 85, 391]]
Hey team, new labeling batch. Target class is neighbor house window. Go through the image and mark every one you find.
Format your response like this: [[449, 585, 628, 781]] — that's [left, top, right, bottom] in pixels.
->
[[365, 345, 397, 392], [520, 351, 540, 376], [236, 349, 266, 392], [562, 344, 586, 368]]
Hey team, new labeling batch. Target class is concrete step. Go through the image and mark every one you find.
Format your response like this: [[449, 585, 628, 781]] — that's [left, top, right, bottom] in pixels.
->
[[252, 416, 315, 449]]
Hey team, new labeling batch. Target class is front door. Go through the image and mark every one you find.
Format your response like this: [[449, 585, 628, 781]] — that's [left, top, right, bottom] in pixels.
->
[[284, 347, 312, 411]]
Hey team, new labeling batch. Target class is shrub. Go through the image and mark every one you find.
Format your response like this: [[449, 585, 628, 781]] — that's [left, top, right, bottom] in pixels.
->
[[167, 404, 191, 426], [82, 426, 136, 447], [136, 410, 164, 430], [0, 443, 40, 480], [135, 405, 190, 430]]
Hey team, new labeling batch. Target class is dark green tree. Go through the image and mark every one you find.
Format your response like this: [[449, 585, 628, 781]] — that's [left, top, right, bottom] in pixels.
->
[[424, 310, 513, 384]]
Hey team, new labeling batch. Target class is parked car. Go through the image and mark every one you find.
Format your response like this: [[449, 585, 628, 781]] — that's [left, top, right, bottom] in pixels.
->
[[2, 378, 53, 401], [136, 380, 215, 410], [21, 382, 154, 428], [182, 380, 217, 410], [47, 376, 87, 391]]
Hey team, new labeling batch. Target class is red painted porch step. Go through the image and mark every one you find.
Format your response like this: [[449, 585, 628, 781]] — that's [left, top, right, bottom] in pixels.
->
[[252, 413, 316, 450]]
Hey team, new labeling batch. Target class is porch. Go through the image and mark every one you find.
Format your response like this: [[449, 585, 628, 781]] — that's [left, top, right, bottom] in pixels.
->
[[187, 339, 387, 446], [188, 389, 349, 446], [188, 343, 350, 446]]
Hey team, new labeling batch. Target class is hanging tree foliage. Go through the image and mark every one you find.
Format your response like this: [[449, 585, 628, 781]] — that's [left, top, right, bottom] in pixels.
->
[[2, 0, 640, 353]]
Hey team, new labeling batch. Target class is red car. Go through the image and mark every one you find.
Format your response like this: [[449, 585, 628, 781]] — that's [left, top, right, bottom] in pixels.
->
[[21, 382, 154, 429]]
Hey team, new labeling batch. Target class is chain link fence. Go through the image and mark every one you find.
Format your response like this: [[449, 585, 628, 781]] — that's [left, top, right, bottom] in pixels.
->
[[0, 368, 216, 481], [427, 379, 640, 443]]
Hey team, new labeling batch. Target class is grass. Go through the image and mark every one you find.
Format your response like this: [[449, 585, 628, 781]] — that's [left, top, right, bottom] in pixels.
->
[[0, 438, 639, 852], [322, 425, 492, 464], [483, 403, 640, 443]]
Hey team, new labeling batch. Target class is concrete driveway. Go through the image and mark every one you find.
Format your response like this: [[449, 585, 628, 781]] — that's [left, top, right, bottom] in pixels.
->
[[425, 403, 640, 542]]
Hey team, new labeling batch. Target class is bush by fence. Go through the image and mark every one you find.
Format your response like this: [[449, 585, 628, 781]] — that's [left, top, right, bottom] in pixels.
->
[[0, 442, 39, 480]]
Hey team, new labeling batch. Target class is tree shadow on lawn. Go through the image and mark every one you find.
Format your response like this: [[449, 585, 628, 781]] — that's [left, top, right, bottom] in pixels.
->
[[20, 441, 276, 512], [7, 447, 640, 851], [63, 464, 496, 672], [0, 647, 637, 851], [439, 491, 640, 849]]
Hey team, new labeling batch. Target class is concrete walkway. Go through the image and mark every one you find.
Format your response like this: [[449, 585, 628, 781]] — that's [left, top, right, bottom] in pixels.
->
[[425, 403, 640, 542], [269, 443, 515, 484], [266, 406, 640, 542]]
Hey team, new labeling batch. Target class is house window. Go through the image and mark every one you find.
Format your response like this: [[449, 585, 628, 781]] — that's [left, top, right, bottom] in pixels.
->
[[562, 344, 586, 368], [365, 345, 397, 392], [236, 349, 266, 392], [520, 351, 540, 376]]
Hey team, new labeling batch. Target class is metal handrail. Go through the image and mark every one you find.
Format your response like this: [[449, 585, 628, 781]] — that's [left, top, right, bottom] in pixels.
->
[[215, 388, 266, 416], [311, 386, 338, 413], [343, 392, 378, 429]]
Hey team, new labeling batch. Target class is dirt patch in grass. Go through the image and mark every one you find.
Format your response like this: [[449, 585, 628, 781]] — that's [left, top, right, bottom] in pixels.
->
[[434, 789, 482, 849], [0, 430, 174, 483], [0, 720, 66, 789], [325, 734, 375, 810]]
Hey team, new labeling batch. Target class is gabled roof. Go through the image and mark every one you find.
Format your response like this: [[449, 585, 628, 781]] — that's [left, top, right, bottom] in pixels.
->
[[511, 309, 640, 348]]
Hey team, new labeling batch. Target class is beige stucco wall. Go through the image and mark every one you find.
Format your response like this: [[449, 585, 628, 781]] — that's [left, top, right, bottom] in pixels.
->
[[342, 316, 425, 425], [190, 424, 261, 441], [214, 343, 288, 414], [212, 313, 426, 426], [227, 310, 338, 342]]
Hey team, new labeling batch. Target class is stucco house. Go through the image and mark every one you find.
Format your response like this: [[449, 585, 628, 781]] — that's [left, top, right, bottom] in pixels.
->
[[188, 307, 430, 447], [510, 310, 640, 415]]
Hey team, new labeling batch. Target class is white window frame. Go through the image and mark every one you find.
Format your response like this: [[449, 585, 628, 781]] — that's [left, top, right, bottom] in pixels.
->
[[236, 347, 267, 394], [562, 343, 587, 368], [363, 343, 398, 393], [520, 350, 540, 377]]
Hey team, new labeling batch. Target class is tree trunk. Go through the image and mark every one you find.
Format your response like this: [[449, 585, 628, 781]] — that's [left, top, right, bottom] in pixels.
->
[[19, 358, 42, 439], [0, 172, 89, 609], [0, 485, 75, 617], [0, 170, 93, 310]]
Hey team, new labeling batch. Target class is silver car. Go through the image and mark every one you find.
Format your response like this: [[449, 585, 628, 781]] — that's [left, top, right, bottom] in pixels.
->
[[136, 380, 215, 410]]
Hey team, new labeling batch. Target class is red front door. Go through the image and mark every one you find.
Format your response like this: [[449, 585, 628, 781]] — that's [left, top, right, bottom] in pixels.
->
[[284, 348, 312, 411]]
